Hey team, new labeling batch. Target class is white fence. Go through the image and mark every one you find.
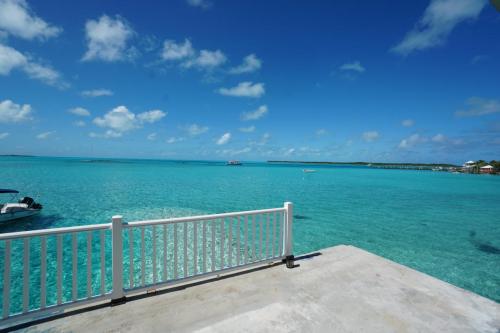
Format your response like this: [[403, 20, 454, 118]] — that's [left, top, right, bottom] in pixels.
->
[[0, 202, 294, 325]]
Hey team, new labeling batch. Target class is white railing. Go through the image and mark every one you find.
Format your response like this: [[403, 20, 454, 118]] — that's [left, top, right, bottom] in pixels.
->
[[0, 202, 294, 326]]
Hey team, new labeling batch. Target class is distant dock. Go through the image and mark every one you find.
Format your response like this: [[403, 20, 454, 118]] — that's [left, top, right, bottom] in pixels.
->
[[12, 245, 500, 332]]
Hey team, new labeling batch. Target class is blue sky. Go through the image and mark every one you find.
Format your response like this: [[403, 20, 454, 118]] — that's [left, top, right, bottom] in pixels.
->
[[0, 0, 499, 163]]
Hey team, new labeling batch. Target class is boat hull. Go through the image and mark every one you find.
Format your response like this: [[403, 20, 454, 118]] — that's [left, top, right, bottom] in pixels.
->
[[0, 209, 41, 222]]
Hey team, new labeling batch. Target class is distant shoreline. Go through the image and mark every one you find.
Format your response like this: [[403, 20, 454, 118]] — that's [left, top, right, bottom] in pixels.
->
[[267, 160, 459, 167]]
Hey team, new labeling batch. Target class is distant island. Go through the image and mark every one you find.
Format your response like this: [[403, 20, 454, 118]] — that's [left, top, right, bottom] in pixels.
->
[[267, 161, 458, 167]]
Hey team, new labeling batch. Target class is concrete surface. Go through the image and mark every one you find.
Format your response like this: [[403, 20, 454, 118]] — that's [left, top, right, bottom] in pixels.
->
[[13, 245, 500, 333]]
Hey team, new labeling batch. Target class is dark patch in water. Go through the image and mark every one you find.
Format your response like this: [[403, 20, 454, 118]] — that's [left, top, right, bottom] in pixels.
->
[[293, 215, 311, 220], [468, 230, 500, 255]]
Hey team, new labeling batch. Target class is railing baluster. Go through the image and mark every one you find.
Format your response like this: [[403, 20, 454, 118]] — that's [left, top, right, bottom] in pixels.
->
[[272, 212, 277, 257], [57, 234, 62, 304], [211, 220, 215, 272], [72, 233, 77, 302], [266, 214, 270, 259], [23, 238, 30, 312], [174, 223, 178, 279], [228, 218, 233, 267], [129, 228, 134, 289], [220, 218, 225, 269], [153, 226, 157, 284], [3, 240, 11, 319], [252, 215, 256, 262], [236, 216, 241, 266], [183, 223, 188, 278], [163, 225, 167, 282], [40, 236, 47, 308], [202, 221, 207, 274], [278, 212, 283, 256], [100, 230, 105, 295], [193, 222, 198, 275], [87, 232, 92, 298], [141, 226, 145, 287], [244, 215, 249, 264], [259, 214, 263, 259]]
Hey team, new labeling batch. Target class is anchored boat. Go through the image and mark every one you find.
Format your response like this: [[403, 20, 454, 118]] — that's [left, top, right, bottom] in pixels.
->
[[0, 189, 42, 222]]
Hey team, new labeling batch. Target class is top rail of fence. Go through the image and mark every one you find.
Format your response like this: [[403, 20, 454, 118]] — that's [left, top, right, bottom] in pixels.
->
[[0, 223, 111, 241]]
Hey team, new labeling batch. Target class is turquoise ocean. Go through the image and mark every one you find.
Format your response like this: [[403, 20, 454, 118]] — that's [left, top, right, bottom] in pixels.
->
[[0, 156, 499, 313]]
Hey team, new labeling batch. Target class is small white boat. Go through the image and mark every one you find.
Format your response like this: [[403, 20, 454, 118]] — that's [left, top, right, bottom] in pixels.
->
[[303, 169, 317, 173], [0, 189, 42, 222], [226, 160, 242, 166]]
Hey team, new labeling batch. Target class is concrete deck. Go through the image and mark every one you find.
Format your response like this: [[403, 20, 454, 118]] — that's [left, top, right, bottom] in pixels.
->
[[14, 245, 500, 333]]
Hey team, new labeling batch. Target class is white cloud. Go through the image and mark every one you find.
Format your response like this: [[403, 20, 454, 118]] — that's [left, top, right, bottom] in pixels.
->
[[217, 147, 252, 156], [182, 49, 226, 70], [184, 124, 208, 136], [0, 99, 32, 123], [0, 44, 67, 88], [316, 128, 329, 137], [339, 61, 365, 73], [432, 133, 447, 143], [284, 148, 296, 156], [392, 0, 487, 55], [166, 136, 185, 144], [74, 120, 86, 127], [455, 97, 500, 117], [229, 54, 262, 74], [216, 132, 231, 145], [89, 130, 122, 139], [0, 0, 61, 40], [219, 82, 265, 98], [162, 39, 194, 60], [239, 125, 255, 133], [0, 132, 9, 139], [402, 119, 415, 127], [36, 131, 54, 140], [251, 132, 271, 146], [241, 105, 268, 121], [398, 133, 426, 149], [93, 105, 165, 136], [186, 0, 212, 9], [81, 89, 113, 97], [137, 109, 166, 123], [147, 132, 157, 141], [68, 107, 90, 117], [362, 131, 380, 142], [82, 15, 135, 62]]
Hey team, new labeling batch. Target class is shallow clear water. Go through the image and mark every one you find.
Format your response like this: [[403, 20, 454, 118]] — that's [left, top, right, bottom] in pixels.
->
[[0, 156, 499, 309]]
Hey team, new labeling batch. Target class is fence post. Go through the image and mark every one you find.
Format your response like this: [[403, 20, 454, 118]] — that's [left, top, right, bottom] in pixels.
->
[[111, 215, 126, 303], [284, 202, 294, 268]]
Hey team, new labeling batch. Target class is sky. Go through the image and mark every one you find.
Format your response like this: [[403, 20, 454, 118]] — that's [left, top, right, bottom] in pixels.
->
[[0, 0, 499, 164]]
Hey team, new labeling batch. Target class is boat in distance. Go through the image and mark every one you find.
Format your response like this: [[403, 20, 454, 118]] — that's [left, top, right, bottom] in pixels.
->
[[0, 189, 43, 222], [226, 160, 242, 166]]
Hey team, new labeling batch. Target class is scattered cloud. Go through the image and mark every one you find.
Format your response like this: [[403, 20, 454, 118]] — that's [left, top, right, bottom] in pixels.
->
[[147, 132, 157, 141], [455, 97, 500, 117], [391, 0, 487, 55], [339, 61, 365, 73], [219, 82, 265, 98], [251, 132, 271, 146], [284, 148, 296, 156], [216, 132, 231, 145], [217, 147, 252, 156], [362, 131, 380, 142], [0, 0, 61, 40], [402, 119, 415, 127], [82, 15, 136, 62], [186, 0, 212, 9], [36, 131, 55, 140], [0, 99, 33, 123], [162, 39, 194, 61], [184, 123, 209, 136], [89, 130, 122, 139], [432, 133, 447, 143], [398, 133, 426, 149], [241, 105, 268, 121], [0, 132, 9, 139], [68, 107, 90, 117], [92, 105, 165, 137], [74, 120, 86, 127], [316, 128, 329, 137], [81, 89, 113, 97], [182, 49, 226, 70], [229, 54, 262, 74], [239, 125, 255, 133], [166, 136, 185, 144], [0, 44, 68, 88], [471, 54, 488, 64]]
